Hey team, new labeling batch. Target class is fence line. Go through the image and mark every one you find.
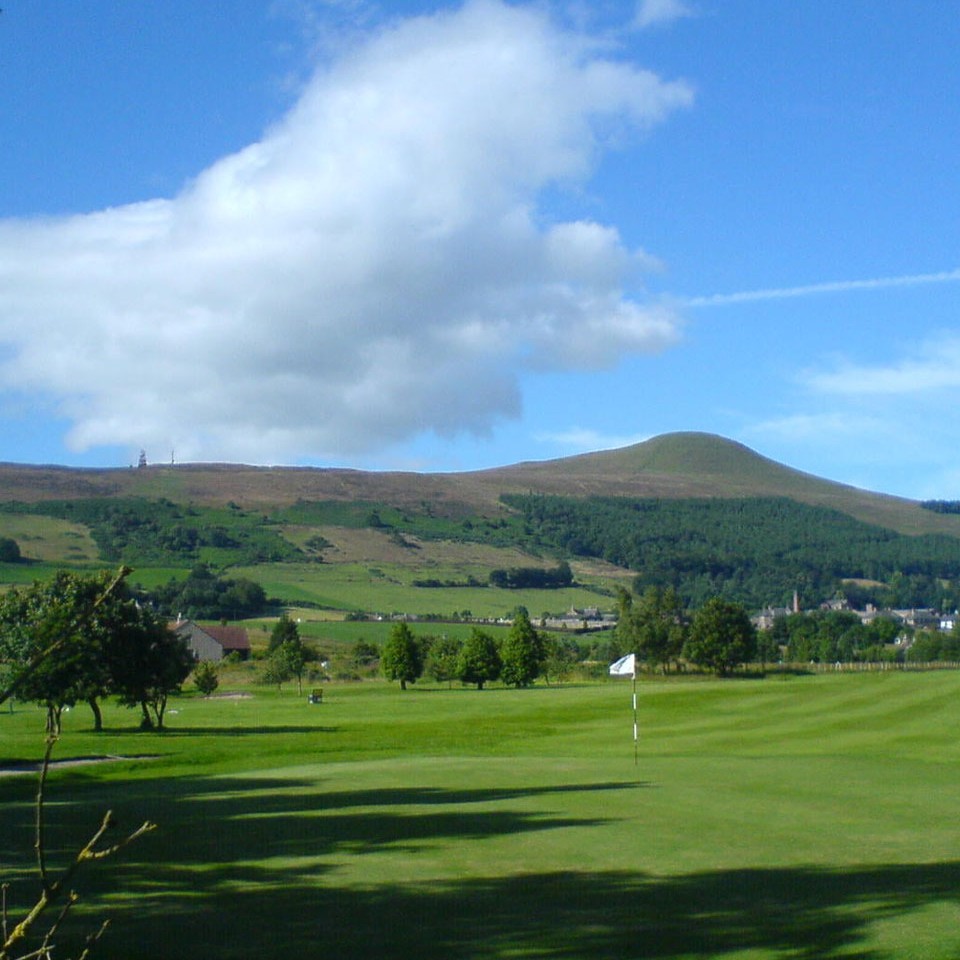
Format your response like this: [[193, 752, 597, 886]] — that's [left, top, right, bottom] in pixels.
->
[[776, 660, 960, 674]]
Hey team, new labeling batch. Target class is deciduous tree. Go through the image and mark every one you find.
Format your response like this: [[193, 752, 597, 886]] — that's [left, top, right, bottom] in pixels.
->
[[381, 622, 422, 690], [617, 585, 686, 673], [499, 610, 542, 688], [193, 660, 220, 696], [110, 606, 194, 729], [0, 572, 116, 732], [0, 536, 21, 563], [425, 634, 463, 685], [268, 612, 300, 653], [456, 628, 501, 689], [683, 597, 757, 676]]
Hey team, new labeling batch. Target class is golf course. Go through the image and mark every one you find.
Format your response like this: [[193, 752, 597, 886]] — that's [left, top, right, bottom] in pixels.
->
[[3, 668, 959, 959]]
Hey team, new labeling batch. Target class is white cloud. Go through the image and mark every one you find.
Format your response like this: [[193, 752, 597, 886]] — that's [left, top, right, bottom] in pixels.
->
[[633, 0, 695, 30], [536, 426, 651, 452], [0, 0, 691, 464], [742, 333, 960, 497], [805, 334, 960, 396], [747, 412, 888, 444]]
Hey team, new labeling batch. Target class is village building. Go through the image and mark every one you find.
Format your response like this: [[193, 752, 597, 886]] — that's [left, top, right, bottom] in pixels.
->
[[171, 619, 250, 662]]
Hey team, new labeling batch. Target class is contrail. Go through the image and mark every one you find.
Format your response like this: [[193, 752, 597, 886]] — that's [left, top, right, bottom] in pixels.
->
[[684, 267, 960, 307]]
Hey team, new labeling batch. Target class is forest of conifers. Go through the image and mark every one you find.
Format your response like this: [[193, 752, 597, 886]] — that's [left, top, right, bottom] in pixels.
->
[[501, 494, 960, 609]]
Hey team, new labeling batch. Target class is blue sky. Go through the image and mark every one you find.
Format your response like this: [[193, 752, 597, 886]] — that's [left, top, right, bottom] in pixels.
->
[[2, 1, 959, 500]]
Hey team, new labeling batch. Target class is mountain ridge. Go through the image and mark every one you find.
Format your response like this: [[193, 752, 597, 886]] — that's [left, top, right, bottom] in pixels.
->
[[0, 432, 955, 538]]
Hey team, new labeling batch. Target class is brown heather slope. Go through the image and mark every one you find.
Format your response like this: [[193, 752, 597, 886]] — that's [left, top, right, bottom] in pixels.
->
[[1, 432, 958, 538]]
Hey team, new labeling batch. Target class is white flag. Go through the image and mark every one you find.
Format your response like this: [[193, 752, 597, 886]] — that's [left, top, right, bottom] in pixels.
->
[[609, 653, 636, 677]]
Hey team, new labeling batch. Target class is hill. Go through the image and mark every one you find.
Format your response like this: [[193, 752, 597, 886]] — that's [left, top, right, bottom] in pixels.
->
[[475, 432, 960, 537], [0, 432, 953, 537], [3, 433, 960, 615]]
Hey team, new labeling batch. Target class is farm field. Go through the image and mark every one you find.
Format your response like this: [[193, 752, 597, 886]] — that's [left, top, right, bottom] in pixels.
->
[[233, 556, 624, 620], [3, 670, 960, 959]]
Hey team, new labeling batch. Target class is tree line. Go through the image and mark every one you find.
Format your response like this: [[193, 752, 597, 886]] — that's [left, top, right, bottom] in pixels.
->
[[488, 561, 573, 590], [145, 563, 267, 620], [377, 609, 581, 690], [377, 594, 758, 685]]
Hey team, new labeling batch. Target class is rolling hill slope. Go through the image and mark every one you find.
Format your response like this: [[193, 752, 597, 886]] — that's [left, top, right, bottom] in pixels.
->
[[474, 432, 959, 537], [0, 432, 956, 538]]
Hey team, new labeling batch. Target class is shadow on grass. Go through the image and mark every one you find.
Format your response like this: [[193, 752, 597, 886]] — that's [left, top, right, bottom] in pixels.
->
[[75, 860, 960, 960], [315, 780, 647, 810], [6, 774, 959, 959], [97, 725, 338, 736]]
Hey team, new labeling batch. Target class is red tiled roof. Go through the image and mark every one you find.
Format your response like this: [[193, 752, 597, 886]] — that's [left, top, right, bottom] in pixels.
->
[[202, 625, 250, 652], [170, 620, 250, 653]]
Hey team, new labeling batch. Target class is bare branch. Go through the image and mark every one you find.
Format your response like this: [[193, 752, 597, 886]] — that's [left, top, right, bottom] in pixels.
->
[[34, 738, 57, 895], [76, 920, 110, 960], [2, 775, 155, 958], [38, 891, 76, 956]]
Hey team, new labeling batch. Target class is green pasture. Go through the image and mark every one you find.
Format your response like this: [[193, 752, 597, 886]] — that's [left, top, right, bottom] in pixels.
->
[[3, 671, 960, 959], [238, 560, 616, 619], [0, 513, 99, 565]]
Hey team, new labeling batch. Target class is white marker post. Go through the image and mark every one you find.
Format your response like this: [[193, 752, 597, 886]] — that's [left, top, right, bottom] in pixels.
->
[[609, 653, 638, 765]]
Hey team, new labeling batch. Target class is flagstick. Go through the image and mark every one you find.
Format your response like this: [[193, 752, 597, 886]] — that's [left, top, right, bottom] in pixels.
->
[[609, 653, 639, 765]]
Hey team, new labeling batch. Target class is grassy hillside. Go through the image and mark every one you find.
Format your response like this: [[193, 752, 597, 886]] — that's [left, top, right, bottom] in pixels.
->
[[477, 432, 960, 536], [3, 432, 957, 536]]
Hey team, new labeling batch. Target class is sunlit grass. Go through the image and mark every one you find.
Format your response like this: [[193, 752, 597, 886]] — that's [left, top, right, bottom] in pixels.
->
[[3, 671, 960, 959]]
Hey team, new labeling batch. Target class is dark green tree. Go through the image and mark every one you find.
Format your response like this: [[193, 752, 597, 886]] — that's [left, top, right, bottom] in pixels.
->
[[683, 597, 757, 676], [541, 634, 580, 684], [381, 622, 422, 690], [456, 628, 501, 689], [277, 637, 309, 694], [193, 660, 220, 696], [111, 606, 194, 729], [425, 634, 463, 685], [0, 572, 116, 732], [268, 612, 301, 653], [259, 652, 293, 690], [499, 609, 542, 688], [147, 563, 266, 620], [0, 536, 22, 562], [352, 639, 380, 667], [755, 628, 781, 669], [870, 615, 902, 646], [618, 585, 686, 673]]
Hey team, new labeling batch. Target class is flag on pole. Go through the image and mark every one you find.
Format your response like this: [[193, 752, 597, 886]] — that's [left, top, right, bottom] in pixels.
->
[[608, 653, 636, 677]]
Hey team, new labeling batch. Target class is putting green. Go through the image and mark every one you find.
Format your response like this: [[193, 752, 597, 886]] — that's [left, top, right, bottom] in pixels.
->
[[2, 671, 959, 958]]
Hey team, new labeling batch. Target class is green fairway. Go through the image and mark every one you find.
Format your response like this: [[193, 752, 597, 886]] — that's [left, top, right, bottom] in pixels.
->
[[2, 671, 960, 959]]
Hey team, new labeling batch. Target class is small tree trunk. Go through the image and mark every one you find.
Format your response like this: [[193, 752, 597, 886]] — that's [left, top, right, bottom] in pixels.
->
[[45, 704, 62, 735], [139, 700, 154, 730], [88, 697, 103, 732], [149, 694, 168, 730]]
